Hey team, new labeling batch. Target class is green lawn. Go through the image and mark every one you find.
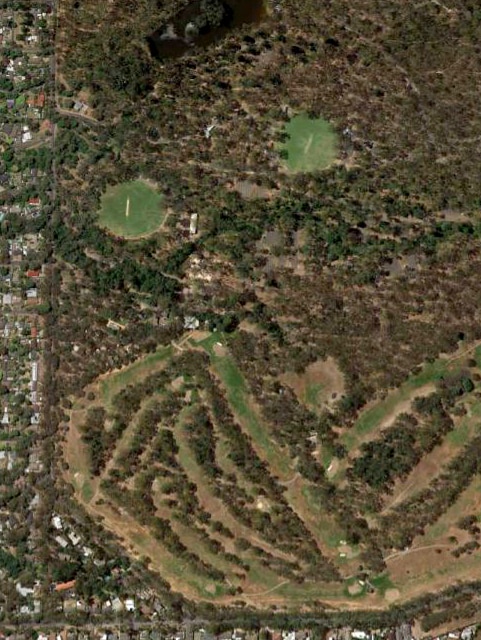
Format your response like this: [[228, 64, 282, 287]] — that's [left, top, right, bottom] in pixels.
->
[[100, 345, 172, 409], [98, 180, 164, 238], [305, 382, 324, 406], [281, 114, 338, 173], [342, 359, 449, 451], [370, 572, 395, 595], [197, 334, 292, 477]]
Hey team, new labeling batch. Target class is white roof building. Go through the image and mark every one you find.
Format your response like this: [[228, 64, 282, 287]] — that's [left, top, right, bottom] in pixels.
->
[[125, 598, 135, 611], [189, 213, 198, 236], [55, 535, 69, 548], [16, 583, 35, 597], [184, 316, 200, 330]]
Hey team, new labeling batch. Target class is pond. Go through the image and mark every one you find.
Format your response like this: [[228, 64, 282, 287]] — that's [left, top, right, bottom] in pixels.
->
[[147, 0, 266, 60]]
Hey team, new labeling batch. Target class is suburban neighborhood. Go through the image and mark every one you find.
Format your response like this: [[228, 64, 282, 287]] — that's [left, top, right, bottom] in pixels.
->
[[0, 0, 52, 619]]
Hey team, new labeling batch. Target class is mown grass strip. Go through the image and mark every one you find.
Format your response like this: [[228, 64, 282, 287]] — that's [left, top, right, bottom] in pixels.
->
[[198, 335, 291, 477], [100, 345, 172, 409], [343, 359, 451, 451]]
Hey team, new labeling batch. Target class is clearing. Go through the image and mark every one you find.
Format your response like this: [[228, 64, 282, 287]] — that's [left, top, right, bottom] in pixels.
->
[[98, 179, 164, 239], [281, 114, 338, 173], [280, 356, 345, 413]]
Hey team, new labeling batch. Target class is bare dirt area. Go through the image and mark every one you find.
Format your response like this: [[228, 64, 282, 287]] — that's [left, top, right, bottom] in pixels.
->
[[213, 341, 228, 357], [386, 544, 455, 587], [280, 357, 345, 413], [385, 544, 481, 608], [348, 582, 363, 596], [384, 588, 401, 602], [231, 179, 275, 200], [338, 544, 356, 559]]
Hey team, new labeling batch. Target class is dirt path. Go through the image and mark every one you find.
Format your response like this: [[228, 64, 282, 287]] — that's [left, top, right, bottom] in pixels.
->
[[383, 478, 418, 512], [382, 426, 472, 514], [56, 105, 102, 126], [243, 580, 289, 598], [446, 339, 481, 364], [385, 544, 452, 562], [281, 472, 300, 487]]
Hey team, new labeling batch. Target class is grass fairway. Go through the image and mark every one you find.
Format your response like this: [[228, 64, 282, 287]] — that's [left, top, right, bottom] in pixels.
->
[[341, 359, 448, 451], [196, 334, 292, 478], [98, 180, 164, 238], [281, 114, 338, 173], [100, 345, 172, 409]]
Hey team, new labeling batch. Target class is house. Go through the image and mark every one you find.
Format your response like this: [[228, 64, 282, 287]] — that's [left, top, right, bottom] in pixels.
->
[[25, 287, 38, 304], [54, 579, 76, 593], [16, 583, 35, 597], [21, 127, 32, 143], [205, 123, 216, 139], [395, 625, 411, 640], [183, 316, 200, 330], [73, 101, 87, 113], [67, 531, 81, 546], [27, 450, 43, 473], [111, 597, 123, 612], [189, 213, 198, 236], [54, 536, 69, 549], [20, 604, 34, 615], [125, 597, 135, 611]]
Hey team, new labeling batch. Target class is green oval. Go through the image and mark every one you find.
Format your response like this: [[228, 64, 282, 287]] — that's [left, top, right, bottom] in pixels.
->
[[281, 114, 338, 173], [98, 180, 164, 239]]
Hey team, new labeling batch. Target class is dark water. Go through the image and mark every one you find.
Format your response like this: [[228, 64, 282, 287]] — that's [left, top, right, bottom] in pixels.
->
[[148, 0, 266, 60]]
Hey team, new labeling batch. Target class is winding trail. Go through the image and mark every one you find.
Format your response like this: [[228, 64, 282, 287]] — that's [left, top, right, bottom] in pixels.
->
[[243, 580, 290, 598], [386, 544, 452, 562]]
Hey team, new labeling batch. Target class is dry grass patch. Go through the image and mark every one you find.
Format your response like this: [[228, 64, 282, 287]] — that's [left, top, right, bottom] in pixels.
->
[[348, 582, 364, 596], [280, 357, 345, 414], [385, 588, 400, 602]]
